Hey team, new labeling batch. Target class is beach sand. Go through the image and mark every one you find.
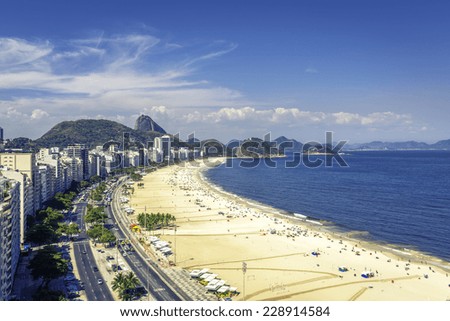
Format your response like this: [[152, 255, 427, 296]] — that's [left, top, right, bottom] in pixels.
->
[[126, 158, 450, 301]]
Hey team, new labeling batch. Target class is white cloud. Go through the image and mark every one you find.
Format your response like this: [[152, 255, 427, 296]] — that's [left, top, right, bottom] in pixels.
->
[[0, 34, 243, 110], [0, 38, 52, 69], [31, 109, 49, 120], [184, 42, 238, 67], [0, 33, 422, 142], [184, 107, 411, 128], [333, 112, 362, 124]]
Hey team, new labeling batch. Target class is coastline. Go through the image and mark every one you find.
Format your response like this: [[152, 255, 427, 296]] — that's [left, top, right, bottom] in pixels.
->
[[199, 159, 450, 271], [128, 158, 450, 301]]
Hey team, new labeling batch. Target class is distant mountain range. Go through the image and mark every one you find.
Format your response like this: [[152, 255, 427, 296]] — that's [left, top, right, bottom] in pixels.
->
[[344, 139, 450, 151], [2, 115, 449, 151], [228, 136, 450, 152]]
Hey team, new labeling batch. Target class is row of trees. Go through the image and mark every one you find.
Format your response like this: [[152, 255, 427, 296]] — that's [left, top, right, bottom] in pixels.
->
[[85, 205, 108, 223], [27, 200, 80, 245], [137, 212, 176, 231], [130, 173, 142, 181], [90, 182, 107, 202], [85, 204, 116, 244], [111, 272, 141, 301], [87, 224, 116, 243], [44, 191, 76, 211], [28, 246, 68, 288], [27, 177, 101, 300]]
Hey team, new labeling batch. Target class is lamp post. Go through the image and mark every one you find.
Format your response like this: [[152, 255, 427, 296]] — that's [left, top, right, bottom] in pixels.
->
[[174, 225, 177, 266], [145, 258, 152, 301], [242, 262, 247, 301]]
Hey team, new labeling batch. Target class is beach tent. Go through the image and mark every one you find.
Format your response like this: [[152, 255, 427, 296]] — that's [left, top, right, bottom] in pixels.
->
[[204, 274, 218, 282], [206, 280, 226, 291], [154, 241, 169, 249], [217, 286, 230, 294], [339, 266, 348, 272], [200, 273, 213, 280], [190, 268, 209, 278], [207, 279, 220, 285]]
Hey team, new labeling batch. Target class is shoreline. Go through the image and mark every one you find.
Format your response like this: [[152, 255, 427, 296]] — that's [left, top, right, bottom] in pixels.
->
[[128, 158, 450, 300], [199, 159, 450, 272]]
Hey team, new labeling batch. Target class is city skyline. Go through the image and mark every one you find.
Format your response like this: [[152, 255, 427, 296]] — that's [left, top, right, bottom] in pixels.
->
[[1, 0, 450, 143]]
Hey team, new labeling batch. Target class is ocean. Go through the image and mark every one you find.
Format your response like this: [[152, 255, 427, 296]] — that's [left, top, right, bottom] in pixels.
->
[[205, 151, 450, 261]]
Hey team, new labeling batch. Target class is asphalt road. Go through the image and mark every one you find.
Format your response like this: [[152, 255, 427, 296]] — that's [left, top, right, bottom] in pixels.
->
[[105, 203, 184, 301], [72, 201, 114, 301]]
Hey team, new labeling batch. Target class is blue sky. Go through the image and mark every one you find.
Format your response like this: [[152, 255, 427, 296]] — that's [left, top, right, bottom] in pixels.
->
[[0, 0, 449, 143]]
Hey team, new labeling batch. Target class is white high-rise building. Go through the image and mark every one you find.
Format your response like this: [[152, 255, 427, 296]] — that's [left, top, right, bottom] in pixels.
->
[[154, 135, 172, 162], [0, 177, 21, 301], [0, 169, 33, 247], [0, 153, 39, 241]]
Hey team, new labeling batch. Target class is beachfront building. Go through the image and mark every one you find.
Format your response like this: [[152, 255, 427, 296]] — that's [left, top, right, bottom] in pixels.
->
[[0, 152, 40, 214], [154, 135, 172, 162], [61, 154, 83, 183], [89, 153, 105, 178], [0, 127, 3, 145], [0, 169, 34, 247], [177, 147, 190, 161], [149, 146, 163, 163], [37, 149, 65, 195], [0, 177, 21, 301], [66, 144, 89, 180], [37, 164, 54, 204]]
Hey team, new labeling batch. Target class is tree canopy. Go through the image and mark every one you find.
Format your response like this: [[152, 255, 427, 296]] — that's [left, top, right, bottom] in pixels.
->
[[85, 205, 107, 224], [111, 272, 141, 301], [137, 212, 176, 231], [87, 224, 116, 244], [28, 246, 68, 287]]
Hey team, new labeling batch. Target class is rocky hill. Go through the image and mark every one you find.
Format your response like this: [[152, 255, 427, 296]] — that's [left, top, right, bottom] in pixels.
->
[[135, 115, 166, 134], [34, 119, 164, 148]]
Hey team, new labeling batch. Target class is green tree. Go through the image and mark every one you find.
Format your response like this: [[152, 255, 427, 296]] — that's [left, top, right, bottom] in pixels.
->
[[130, 173, 142, 181], [57, 222, 80, 238], [111, 272, 141, 301], [26, 224, 57, 244], [28, 246, 68, 287], [85, 206, 107, 224], [90, 175, 102, 184], [80, 180, 90, 188], [33, 288, 67, 301], [42, 208, 64, 228], [87, 224, 116, 244]]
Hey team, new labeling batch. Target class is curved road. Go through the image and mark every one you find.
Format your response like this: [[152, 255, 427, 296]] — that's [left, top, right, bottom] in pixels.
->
[[72, 201, 114, 301], [106, 178, 189, 301]]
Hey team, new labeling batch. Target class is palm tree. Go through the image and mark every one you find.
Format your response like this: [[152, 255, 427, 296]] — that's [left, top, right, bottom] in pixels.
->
[[112, 272, 140, 301], [124, 271, 140, 289], [111, 272, 126, 294]]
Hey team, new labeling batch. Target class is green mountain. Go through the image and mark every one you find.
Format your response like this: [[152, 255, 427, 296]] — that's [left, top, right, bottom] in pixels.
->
[[34, 119, 164, 148]]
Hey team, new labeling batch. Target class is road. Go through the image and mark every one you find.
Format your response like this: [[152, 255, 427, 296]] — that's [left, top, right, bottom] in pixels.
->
[[105, 201, 184, 301], [71, 201, 114, 301]]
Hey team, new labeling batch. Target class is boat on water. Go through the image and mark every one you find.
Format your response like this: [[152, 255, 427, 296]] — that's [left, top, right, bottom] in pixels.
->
[[293, 213, 307, 219]]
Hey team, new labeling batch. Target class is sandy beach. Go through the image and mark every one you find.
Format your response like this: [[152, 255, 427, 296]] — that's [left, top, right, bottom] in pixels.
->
[[126, 158, 450, 301]]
